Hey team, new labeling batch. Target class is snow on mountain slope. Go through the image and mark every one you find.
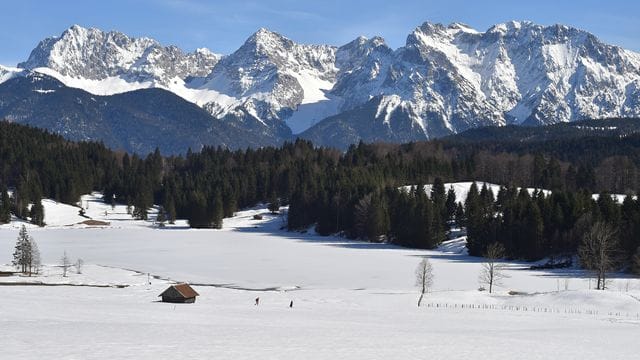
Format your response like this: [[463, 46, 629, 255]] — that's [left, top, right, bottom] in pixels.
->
[[362, 21, 638, 127], [16, 26, 341, 135], [30, 66, 238, 109], [7, 21, 640, 148], [0, 65, 24, 84], [198, 28, 338, 133], [19, 25, 221, 85], [17, 25, 227, 108], [31, 66, 154, 95], [302, 21, 640, 148]]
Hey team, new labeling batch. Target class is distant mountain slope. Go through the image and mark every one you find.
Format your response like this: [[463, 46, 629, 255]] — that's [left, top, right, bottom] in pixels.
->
[[0, 72, 270, 154], [444, 117, 640, 144], [1, 21, 639, 152], [299, 97, 431, 149]]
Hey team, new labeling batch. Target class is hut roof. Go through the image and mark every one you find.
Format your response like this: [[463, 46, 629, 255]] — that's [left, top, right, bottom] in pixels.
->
[[159, 283, 199, 298]]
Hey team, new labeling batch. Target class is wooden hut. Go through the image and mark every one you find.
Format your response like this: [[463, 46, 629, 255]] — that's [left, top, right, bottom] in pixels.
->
[[159, 283, 199, 303]]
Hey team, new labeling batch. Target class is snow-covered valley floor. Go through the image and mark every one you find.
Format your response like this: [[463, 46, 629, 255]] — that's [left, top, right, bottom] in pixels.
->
[[1, 193, 639, 359]]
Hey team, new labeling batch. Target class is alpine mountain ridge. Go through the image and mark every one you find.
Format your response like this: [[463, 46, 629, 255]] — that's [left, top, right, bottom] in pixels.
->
[[1, 21, 639, 152]]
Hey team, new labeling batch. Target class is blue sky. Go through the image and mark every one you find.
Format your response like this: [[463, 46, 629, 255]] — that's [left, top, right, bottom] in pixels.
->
[[1, 0, 639, 66]]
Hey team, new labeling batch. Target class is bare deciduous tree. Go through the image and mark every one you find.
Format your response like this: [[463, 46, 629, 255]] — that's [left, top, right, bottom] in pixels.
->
[[30, 241, 41, 275], [415, 258, 434, 307], [579, 222, 619, 290], [75, 258, 84, 274], [60, 251, 72, 277], [479, 242, 508, 293]]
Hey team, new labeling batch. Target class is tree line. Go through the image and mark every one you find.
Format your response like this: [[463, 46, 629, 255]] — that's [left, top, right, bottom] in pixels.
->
[[1, 121, 640, 274]]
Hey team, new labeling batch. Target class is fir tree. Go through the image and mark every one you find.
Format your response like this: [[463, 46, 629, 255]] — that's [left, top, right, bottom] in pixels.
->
[[465, 182, 484, 255], [212, 194, 224, 230], [268, 193, 280, 214], [165, 199, 177, 225], [156, 206, 167, 227], [0, 186, 11, 224], [445, 186, 457, 222], [12, 225, 38, 275], [29, 196, 45, 227]]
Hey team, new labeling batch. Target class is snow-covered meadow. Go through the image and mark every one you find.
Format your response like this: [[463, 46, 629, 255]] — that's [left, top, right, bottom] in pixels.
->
[[1, 190, 639, 359]]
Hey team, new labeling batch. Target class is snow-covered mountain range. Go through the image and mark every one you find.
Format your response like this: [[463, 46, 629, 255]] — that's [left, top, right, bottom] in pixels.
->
[[2, 21, 640, 152]]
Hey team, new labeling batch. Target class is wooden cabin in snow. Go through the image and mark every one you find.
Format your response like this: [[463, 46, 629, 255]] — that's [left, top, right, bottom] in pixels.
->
[[159, 284, 199, 303]]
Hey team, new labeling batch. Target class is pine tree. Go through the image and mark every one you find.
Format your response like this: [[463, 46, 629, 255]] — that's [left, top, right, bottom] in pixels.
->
[[0, 186, 10, 224], [430, 178, 446, 207], [223, 191, 237, 218], [268, 192, 280, 214], [132, 190, 152, 221], [454, 202, 464, 224], [186, 191, 210, 228], [156, 206, 167, 227], [523, 201, 545, 260], [356, 193, 390, 242], [445, 186, 457, 222], [632, 247, 640, 275], [12, 225, 36, 275], [12, 225, 28, 273], [132, 203, 148, 220], [211, 194, 224, 229], [465, 182, 485, 255], [165, 199, 176, 224], [29, 196, 45, 227]]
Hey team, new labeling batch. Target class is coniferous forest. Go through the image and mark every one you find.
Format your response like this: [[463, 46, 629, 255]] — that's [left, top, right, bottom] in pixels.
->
[[2, 120, 640, 273]]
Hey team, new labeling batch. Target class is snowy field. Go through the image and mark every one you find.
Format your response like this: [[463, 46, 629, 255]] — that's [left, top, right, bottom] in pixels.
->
[[1, 191, 640, 359]]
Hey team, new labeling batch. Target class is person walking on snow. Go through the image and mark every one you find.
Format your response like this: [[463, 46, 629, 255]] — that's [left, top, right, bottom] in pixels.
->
[[289, 300, 293, 308], [255, 297, 260, 306]]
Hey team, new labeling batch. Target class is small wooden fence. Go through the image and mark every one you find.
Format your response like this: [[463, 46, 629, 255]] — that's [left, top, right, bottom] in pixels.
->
[[424, 302, 640, 319]]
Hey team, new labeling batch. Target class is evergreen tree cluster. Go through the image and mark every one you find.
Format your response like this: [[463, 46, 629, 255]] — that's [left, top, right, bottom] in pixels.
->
[[0, 122, 118, 223], [4, 121, 640, 267], [463, 182, 640, 268]]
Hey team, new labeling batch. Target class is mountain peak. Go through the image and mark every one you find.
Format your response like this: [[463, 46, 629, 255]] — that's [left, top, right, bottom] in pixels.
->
[[249, 28, 287, 42], [343, 35, 388, 49], [64, 24, 97, 34], [447, 22, 480, 34], [416, 21, 446, 34], [413, 21, 485, 38], [487, 20, 534, 34], [65, 24, 87, 33], [255, 27, 278, 36]]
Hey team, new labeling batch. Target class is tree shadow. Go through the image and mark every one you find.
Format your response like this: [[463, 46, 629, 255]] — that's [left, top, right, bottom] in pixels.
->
[[231, 214, 451, 252]]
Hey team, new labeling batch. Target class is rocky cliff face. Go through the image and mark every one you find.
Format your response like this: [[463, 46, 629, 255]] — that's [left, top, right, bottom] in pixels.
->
[[18, 25, 221, 86]]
